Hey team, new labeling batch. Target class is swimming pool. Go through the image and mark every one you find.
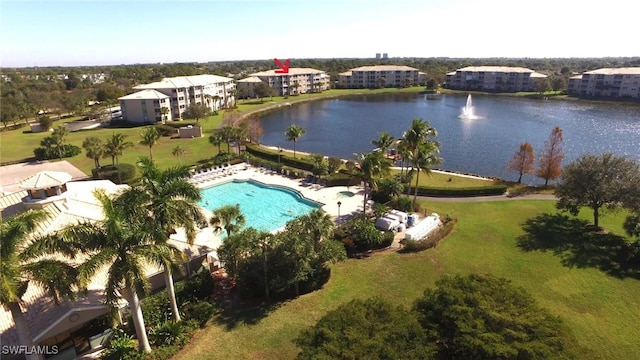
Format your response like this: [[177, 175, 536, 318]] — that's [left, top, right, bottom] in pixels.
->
[[198, 180, 323, 232]]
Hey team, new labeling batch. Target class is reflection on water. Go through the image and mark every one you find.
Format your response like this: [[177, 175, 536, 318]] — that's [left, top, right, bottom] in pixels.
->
[[259, 93, 640, 184]]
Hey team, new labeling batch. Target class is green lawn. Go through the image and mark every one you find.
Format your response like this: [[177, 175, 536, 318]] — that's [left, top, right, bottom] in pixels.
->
[[0, 87, 426, 175], [177, 200, 640, 359], [392, 168, 495, 188]]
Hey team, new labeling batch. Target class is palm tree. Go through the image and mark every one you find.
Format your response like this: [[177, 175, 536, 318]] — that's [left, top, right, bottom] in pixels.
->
[[232, 126, 247, 154], [210, 204, 246, 237], [0, 210, 79, 360], [355, 151, 392, 215], [409, 143, 442, 207], [172, 145, 185, 164], [160, 106, 170, 124], [104, 132, 133, 183], [209, 132, 223, 153], [139, 126, 160, 160], [284, 124, 306, 158], [254, 231, 274, 298], [298, 209, 334, 252], [58, 189, 184, 353], [216, 227, 257, 282], [117, 157, 205, 322], [371, 131, 396, 154], [281, 221, 315, 297], [51, 125, 69, 160], [82, 136, 104, 176], [220, 126, 234, 153]]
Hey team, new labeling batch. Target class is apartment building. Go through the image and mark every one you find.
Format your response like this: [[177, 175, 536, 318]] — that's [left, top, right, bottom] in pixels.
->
[[444, 66, 546, 92], [119, 74, 235, 123], [567, 67, 640, 99], [337, 65, 427, 88], [247, 68, 330, 96]]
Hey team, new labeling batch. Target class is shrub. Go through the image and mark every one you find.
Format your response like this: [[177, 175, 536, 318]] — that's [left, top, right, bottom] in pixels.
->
[[246, 144, 315, 171], [182, 301, 216, 327], [33, 144, 81, 160], [148, 320, 194, 347], [101, 328, 142, 360], [99, 163, 137, 184], [155, 124, 177, 137], [213, 151, 236, 165], [400, 217, 457, 253], [408, 185, 508, 197], [393, 197, 413, 212]]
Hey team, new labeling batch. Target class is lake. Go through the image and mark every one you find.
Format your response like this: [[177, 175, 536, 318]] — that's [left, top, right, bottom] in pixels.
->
[[258, 93, 640, 184]]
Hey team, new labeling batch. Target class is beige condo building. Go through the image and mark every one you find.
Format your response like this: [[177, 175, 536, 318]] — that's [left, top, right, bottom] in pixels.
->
[[338, 65, 427, 88], [567, 67, 640, 99], [445, 66, 547, 92], [244, 68, 330, 97], [119, 74, 235, 123]]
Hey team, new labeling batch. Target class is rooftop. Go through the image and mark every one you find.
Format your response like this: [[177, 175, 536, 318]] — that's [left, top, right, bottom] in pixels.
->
[[237, 76, 263, 83], [349, 65, 421, 72], [19, 171, 72, 190], [133, 74, 234, 90], [456, 66, 539, 73], [119, 89, 169, 100], [583, 67, 640, 75], [250, 67, 326, 77]]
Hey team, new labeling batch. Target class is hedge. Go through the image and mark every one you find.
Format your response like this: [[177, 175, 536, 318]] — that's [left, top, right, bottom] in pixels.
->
[[33, 144, 81, 161], [95, 164, 137, 184], [408, 184, 507, 197], [245, 144, 315, 171]]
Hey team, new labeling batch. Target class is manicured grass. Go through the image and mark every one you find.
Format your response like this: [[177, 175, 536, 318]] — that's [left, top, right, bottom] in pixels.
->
[[177, 200, 640, 359], [392, 168, 495, 188], [0, 87, 426, 175]]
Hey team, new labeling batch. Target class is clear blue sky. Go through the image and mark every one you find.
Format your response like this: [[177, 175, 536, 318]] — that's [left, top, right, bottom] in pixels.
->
[[1, 0, 637, 67]]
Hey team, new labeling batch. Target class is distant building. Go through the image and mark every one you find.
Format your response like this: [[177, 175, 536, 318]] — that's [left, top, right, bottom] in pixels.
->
[[338, 65, 427, 88], [376, 53, 381, 59], [246, 68, 330, 96], [567, 67, 640, 99], [119, 74, 235, 123], [382, 53, 388, 59], [444, 66, 546, 92]]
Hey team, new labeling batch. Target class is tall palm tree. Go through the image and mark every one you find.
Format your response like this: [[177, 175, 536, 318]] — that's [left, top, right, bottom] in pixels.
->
[[232, 126, 247, 154], [139, 127, 160, 160], [0, 210, 79, 360], [285, 124, 306, 158], [209, 132, 223, 153], [58, 189, 184, 353], [82, 136, 104, 176], [282, 220, 315, 297], [220, 126, 234, 153], [172, 145, 185, 164], [355, 151, 392, 215], [298, 209, 334, 252], [210, 204, 246, 237], [104, 132, 133, 183], [371, 131, 396, 154], [409, 143, 442, 207], [116, 157, 205, 322], [51, 125, 69, 160]]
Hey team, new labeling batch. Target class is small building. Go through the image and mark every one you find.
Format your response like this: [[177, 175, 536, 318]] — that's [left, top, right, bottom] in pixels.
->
[[178, 125, 203, 138], [19, 171, 72, 206], [249, 68, 330, 96]]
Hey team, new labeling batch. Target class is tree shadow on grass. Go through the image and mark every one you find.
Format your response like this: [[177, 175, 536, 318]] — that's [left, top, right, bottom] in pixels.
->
[[212, 299, 283, 331], [518, 213, 640, 279]]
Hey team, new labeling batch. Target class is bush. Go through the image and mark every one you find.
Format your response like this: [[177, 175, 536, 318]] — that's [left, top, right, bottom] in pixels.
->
[[246, 144, 315, 171], [393, 197, 413, 212], [400, 217, 457, 253], [408, 185, 508, 197], [33, 144, 81, 160], [213, 151, 236, 165], [101, 328, 142, 360], [148, 320, 196, 347], [182, 301, 216, 327], [99, 163, 137, 184], [155, 124, 177, 137]]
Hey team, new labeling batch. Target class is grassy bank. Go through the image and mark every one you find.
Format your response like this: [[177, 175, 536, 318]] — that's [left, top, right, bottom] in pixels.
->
[[177, 200, 640, 359]]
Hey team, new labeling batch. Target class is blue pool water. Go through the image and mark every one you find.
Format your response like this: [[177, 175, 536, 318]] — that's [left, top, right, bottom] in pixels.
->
[[198, 180, 323, 232]]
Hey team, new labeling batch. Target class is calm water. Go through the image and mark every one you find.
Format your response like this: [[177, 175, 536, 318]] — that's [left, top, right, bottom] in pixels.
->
[[198, 180, 322, 232], [259, 94, 640, 184]]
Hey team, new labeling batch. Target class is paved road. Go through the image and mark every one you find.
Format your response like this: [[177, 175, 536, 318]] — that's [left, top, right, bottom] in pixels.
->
[[417, 194, 556, 203]]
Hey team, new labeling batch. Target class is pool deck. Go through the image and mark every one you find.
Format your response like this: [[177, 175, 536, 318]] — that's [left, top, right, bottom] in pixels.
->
[[175, 164, 366, 263]]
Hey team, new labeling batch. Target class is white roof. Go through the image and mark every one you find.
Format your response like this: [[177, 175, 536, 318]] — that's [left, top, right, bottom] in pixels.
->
[[349, 65, 420, 72], [456, 66, 538, 73], [118, 89, 169, 100], [133, 74, 234, 90], [251, 67, 326, 77], [583, 67, 640, 75], [18, 171, 72, 190], [238, 76, 264, 83]]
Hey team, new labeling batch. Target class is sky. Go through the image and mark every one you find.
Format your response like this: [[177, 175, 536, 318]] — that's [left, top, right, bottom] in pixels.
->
[[1, 0, 638, 68]]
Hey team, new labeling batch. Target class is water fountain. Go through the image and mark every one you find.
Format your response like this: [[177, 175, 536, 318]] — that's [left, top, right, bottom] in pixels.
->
[[459, 94, 479, 119]]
